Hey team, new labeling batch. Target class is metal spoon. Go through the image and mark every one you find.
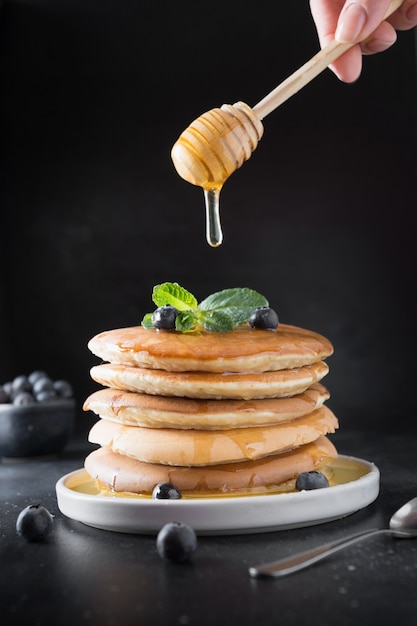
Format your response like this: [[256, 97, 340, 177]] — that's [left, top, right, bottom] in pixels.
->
[[249, 496, 417, 578]]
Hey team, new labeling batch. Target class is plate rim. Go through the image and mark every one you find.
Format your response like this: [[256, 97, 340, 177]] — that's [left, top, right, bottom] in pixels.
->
[[56, 455, 380, 535]]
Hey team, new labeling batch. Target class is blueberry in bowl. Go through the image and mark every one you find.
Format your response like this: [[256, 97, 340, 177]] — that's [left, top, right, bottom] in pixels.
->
[[0, 371, 75, 459]]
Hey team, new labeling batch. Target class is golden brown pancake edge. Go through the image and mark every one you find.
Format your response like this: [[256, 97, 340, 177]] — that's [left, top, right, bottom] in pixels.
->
[[87, 323, 334, 373], [87, 406, 339, 466], [89, 360, 329, 400], [84, 435, 337, 495], [82, 383, 330, 429]]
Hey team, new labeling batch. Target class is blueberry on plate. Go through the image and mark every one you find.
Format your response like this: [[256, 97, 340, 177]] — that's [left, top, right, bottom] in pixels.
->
[[249, 307, 279, 330], [152, 306, 179, 330], [156, 522, 197, 562], [16, 504, 54, 541], [295, 471, 329, 491], [152, 482, 182, 500]]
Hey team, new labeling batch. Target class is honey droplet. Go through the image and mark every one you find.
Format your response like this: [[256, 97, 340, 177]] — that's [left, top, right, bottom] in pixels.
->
[[204, 188, 223, 247]]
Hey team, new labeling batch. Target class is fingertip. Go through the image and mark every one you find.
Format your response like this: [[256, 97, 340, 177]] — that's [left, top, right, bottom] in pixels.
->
[[335, 3, 367, 43], [330, 47, 363, 83], [330, 65, 362, 83], [406, 2, 417, 25], [361, 21, 397, 54], [361, 36, 397, 55]]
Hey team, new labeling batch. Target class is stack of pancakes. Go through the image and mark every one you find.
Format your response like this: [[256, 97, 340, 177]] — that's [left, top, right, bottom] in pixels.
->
[[83, 323, 338, 496]]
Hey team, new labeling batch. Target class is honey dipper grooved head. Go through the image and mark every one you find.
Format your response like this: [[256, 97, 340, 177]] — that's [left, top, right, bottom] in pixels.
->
[[171, 102, 264, 188]]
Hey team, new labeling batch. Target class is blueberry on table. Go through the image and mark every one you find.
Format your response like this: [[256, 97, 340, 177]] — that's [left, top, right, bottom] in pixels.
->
[[152, 482, 182, 500], [249, 307, 279, 330], [156, 522, 197, 562], [152, 306, 179, 330], [16, 504, 54, 541], [295, 471, 330, 491]]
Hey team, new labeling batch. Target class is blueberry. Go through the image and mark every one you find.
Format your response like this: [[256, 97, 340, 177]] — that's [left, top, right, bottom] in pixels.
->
[[3, 381, 13, 398], [2, 372, 74, 405], [0, 385, 9, 403], [11, 375, 31, 396], [53, 379, 73, 399], [152, 482, 182, 500], [16, 504, 54, 541], [295, 471, 329, 491], [28, 370, 49, 386], [156, 522, 197, 562], [152, 306, 179, 330], [32, 376, 54, 396], [249, 307, 279, 330], [36, 390, 58, 402], [13, 391, 36, 406]]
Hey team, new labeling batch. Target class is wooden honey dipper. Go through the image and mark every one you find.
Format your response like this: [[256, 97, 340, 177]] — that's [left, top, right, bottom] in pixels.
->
[[171, 0, 403, 246]]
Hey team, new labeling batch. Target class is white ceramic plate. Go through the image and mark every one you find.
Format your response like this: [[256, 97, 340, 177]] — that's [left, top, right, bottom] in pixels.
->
[[55, 455, 380, 535]]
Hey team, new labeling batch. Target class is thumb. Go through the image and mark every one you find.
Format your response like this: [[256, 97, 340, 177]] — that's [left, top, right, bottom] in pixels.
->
[[335, 0, 395, 43]]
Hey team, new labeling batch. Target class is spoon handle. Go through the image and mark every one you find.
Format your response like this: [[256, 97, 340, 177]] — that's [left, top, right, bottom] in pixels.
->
[[253, 0, 403, 120], [249, 528, 391, 578]]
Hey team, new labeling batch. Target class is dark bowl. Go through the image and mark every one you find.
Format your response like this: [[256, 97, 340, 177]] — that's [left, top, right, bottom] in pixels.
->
[[0, 399, 75, 459]]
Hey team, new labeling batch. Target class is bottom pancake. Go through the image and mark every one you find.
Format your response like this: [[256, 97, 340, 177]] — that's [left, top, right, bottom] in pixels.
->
[[84, 435, 337, 495]]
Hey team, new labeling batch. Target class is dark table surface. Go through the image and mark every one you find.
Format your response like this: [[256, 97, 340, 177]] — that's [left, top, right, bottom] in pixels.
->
[[1, 426, 416, 626]]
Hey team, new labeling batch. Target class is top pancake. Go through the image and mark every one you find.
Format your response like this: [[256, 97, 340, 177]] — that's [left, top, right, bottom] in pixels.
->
[[88, 323, 334, 373]]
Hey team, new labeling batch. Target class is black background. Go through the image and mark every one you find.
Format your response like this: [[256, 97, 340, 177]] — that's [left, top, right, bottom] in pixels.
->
[[1, 0, 416, 437]]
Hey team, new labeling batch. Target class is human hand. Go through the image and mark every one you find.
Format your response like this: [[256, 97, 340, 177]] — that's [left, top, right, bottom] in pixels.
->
[[309, 0, 417, 82]]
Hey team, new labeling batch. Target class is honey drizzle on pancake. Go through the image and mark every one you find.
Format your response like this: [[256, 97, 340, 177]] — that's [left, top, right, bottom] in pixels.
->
[[84, 437, 338, 495], [88, 323, 334, 370], [88, 407, 338, 467], [86, 462, 337, 499]]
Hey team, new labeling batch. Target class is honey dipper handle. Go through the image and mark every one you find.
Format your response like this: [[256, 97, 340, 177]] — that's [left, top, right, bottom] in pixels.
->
[[253, 0, 403, 120]]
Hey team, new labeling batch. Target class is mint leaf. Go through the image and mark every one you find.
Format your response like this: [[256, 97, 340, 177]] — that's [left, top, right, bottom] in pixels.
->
[[152, 282, 198, 311], [141, 313, 154, 329], [199, 287, 268, 310], [175, 310, 200, 332], [142, 283, 271, 333], [198, 288, 268, 325], [200, 310, 235, 332]]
